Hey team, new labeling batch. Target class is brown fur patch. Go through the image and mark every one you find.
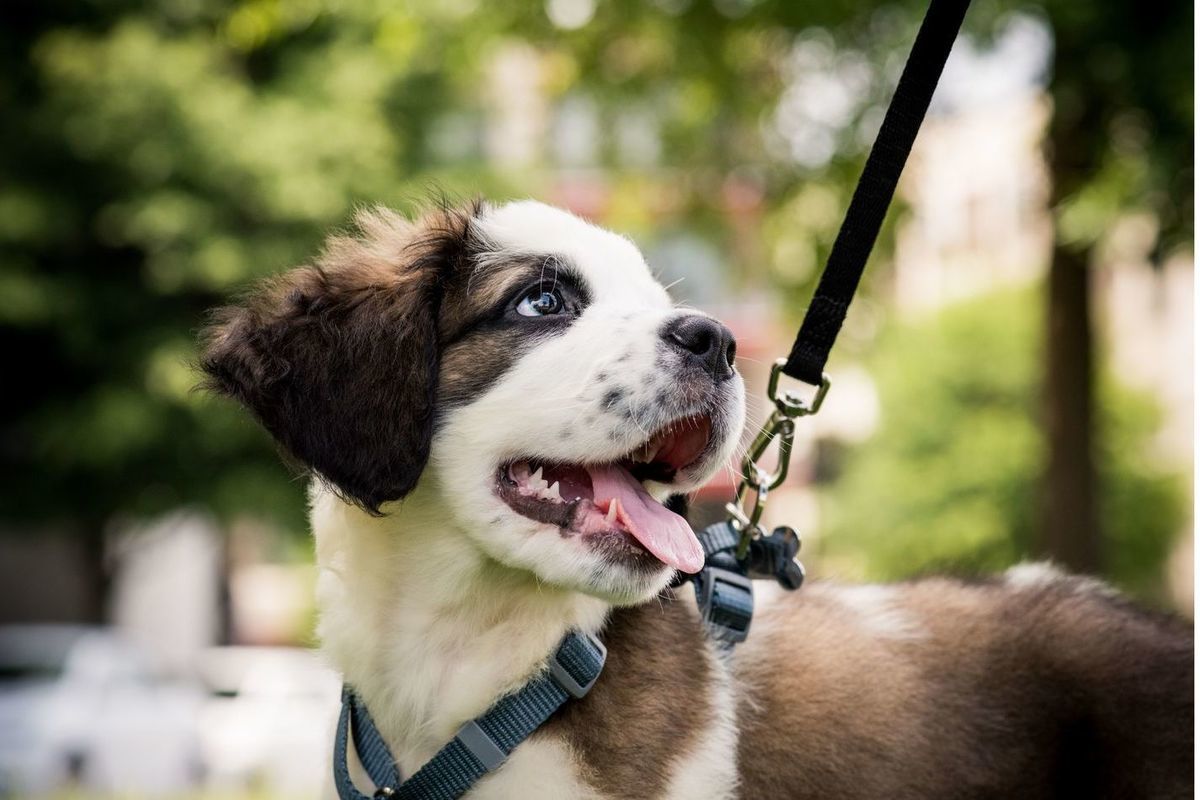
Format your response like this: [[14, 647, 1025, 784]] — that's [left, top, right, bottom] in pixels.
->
[[200, 203, 481, 512], [734, 578, 1193, 799], [200, 201, 596, 510], [437, 327, 539, 411], [436, 254, 588, 411], [538, 595, 715, 798]]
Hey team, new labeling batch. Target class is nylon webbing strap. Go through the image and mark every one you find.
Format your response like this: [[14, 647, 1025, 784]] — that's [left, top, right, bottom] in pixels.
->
[[783, 0, 972, 386], [335, 687, 404, 795], [334, 631, 606, 800]]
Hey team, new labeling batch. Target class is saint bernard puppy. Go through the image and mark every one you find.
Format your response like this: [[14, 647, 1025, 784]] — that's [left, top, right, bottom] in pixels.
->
[[201, 200, 1192, 799]]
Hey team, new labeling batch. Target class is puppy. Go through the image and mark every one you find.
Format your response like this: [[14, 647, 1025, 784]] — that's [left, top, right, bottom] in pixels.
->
[[201, 200, 1192, 799]]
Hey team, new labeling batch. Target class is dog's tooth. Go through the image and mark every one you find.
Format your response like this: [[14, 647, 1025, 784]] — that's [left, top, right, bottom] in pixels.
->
[[529, 467, 547, 490], [606, 498, 619, 524], [545, 481, 561, 502]]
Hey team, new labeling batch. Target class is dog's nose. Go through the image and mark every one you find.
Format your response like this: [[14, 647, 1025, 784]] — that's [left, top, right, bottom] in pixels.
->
[[662, 315, 737, 380]]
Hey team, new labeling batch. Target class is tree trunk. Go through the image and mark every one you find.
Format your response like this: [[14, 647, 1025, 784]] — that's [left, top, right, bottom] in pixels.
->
[[1038, 242, 1100, 573]]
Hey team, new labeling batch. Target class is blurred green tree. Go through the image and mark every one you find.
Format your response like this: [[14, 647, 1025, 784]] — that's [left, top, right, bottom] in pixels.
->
[[0, 0, 1189, 619], [0, 1, 524, 614], [0, 0, 935, 556], [821, 290, 1184, 601], [537, 0, 1194, 580], [1036, 0, 1192, 574]]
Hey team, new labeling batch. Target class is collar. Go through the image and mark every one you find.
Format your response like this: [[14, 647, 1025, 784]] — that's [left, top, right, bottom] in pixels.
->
[[333, 629, 606, 800]]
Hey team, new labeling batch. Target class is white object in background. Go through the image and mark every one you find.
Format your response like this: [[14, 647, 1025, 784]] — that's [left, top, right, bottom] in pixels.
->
[[197, 645, 341, 798], [0, 625, 204, 796]]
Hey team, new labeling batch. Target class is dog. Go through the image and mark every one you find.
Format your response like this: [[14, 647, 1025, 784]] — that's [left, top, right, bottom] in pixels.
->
[[201, 200, 1193, 799]]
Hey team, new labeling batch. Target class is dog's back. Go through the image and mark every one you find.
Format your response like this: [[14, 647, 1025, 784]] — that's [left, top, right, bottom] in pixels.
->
[[735, 565, 1193, 799]]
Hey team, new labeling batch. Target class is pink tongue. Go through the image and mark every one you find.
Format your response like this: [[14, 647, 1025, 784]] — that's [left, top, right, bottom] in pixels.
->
[[586, 464, 705, 574]]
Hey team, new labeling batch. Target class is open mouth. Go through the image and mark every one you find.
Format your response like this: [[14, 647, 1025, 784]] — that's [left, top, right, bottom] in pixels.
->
[[495, 414, 713, 574]]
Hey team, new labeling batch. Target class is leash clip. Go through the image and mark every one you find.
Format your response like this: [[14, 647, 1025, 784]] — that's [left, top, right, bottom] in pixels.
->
[[685, 520, 802, 649], [726, 360, 831, 557], [767, 358, 831, 418]]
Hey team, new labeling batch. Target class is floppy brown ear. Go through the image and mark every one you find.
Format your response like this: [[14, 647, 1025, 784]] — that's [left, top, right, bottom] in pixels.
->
[[200, 204, 477, 513]]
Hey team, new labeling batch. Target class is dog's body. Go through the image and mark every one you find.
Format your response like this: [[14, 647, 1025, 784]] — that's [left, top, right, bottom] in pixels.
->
[[203, 201, 1192, 799]]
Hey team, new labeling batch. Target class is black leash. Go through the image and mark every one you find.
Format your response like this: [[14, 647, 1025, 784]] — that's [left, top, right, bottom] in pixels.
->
[[784, 0, 972, 387], [699, 0, 972, 644]]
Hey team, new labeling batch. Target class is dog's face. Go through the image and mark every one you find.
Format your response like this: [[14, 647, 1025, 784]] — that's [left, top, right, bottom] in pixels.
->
[[202, 200, 745, 604]]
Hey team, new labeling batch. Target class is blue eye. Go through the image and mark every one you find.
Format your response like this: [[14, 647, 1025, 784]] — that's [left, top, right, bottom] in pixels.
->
[[516, 288, 564, 317]]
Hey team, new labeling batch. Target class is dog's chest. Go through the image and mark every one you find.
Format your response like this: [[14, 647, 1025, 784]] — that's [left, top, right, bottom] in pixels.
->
[[522, 600, 739, 800], [467, 723, 737, 800], [316, 504, 739, 800], [392, 600, 739, 800]]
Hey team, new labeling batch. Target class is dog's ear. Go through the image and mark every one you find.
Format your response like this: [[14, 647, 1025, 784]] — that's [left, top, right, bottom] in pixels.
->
[[200, 204, 478, 513]]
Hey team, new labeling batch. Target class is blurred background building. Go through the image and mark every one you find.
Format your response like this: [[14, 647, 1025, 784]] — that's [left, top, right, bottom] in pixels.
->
[[0, 0, 1192, 796]]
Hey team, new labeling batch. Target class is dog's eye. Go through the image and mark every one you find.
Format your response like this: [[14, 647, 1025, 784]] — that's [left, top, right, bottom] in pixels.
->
[[515, 287, 565, 317]]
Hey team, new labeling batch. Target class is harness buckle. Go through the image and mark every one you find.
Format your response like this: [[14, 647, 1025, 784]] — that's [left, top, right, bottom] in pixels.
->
[[696, 565, 754, 644], [454, 720, 508, 772], [548, 631, 607, 699]]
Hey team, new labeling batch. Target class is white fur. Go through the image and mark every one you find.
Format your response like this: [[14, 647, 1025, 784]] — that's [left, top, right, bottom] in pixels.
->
[[474, 201, 669, 310], [313, 201, 746, 798], [662, 645, 740, 799], [833, 585, 926, 641], [1004, 561, 1064, 589], [463, 739, 605, 800], [1005, 561, 1117, 598], [433, 201, 745, 603]]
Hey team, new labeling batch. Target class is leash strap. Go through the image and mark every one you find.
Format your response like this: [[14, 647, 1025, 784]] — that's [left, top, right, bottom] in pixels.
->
[[334, 631, 606, 800], [783, 0, 972, 386]]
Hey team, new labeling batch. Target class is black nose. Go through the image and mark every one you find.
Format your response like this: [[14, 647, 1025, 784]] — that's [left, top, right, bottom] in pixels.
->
[[662, 315, 737, 380]]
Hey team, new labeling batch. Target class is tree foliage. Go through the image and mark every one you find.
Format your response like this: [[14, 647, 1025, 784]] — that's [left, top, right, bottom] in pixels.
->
[[821, 290, 1184, 600], [1, 1, 522, 530], [0, 0, 938, 531], [1042, 0, 1192, 255], [0, 0, 1189, 603]]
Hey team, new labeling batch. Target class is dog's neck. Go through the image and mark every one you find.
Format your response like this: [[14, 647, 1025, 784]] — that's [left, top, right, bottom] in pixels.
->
[[310, 483, 611, 772]]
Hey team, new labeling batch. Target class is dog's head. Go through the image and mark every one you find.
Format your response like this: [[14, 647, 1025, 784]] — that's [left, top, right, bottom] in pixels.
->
[[202, 200, 745, 603]]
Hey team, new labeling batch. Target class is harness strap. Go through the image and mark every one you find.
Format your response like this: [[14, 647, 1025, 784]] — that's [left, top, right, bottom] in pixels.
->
[[783, 0, 971, 386], [334, 631, 606, 800], [336, 688, 404, 795], [678, 521, 755, 644]]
